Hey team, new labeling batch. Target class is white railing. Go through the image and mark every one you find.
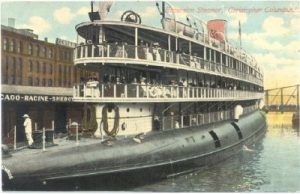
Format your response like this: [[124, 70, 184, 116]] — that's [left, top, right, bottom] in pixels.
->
[[161, 104, 257, 130], [74, 44, 263, 86], [73, 83, 264, 101]]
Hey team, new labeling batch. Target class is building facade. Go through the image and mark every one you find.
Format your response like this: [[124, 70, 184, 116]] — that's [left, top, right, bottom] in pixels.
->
[[1, 25, 88, 144]]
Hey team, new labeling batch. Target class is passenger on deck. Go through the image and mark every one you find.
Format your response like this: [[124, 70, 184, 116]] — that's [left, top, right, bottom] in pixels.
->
[[175, 121, 180, 128], [140, 77, 147, 97], [153, 116, 160, 131], [152, 42, 161, 61], [190, 55, 197, 68], [145, 43, 153, 61], [79, 77, 85, 96], [115, 42, 123, 57]]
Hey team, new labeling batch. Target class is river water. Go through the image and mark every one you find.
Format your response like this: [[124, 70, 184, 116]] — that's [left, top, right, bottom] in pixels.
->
[[132, 112, 300, 192]]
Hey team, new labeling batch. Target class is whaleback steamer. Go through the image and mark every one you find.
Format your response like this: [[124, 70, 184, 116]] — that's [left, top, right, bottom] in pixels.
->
[[2, 2, 266, 188]]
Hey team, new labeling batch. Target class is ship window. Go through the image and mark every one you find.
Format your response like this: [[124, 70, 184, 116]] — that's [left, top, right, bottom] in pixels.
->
[[127, 108, 130, 112], [206, 48, 210, 60], [216, 51, 220, 63], [209, 130, 221, 148], [222, 54, 226, 65]]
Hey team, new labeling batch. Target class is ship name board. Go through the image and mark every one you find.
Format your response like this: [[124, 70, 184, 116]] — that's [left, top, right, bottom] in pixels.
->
[[1, 94, 72, 102]]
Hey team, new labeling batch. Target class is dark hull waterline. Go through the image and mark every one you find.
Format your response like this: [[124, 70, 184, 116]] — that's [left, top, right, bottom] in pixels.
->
[[2, 111, 267, 189]]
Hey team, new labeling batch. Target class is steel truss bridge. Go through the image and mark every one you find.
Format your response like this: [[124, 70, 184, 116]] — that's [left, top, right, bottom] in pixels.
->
[[264, 84, 300, 112]]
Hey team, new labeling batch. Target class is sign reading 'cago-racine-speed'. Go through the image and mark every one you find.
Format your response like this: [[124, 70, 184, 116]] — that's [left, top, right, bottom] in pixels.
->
[[1, 93, 72, 102]]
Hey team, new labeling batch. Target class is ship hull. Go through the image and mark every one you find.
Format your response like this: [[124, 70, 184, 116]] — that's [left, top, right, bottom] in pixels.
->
[[2, 111, 267, 190]]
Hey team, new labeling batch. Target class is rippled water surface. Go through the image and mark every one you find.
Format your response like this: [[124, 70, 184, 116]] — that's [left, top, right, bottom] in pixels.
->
[[132, 112, 300, 192]]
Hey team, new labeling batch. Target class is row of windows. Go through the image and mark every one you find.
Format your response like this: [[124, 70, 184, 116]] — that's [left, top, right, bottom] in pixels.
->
[[3, 55, 75, 87], [3, 37, 73, 62], [27, 77, 71, 87], [27, 77, 53, 86]]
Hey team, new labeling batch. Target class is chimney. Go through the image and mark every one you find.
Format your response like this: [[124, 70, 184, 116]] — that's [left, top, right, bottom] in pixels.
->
[[8, 18, 15, 28]]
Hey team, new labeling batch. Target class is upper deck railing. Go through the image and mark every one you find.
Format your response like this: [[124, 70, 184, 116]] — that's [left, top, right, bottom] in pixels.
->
[[74, 44, 263, 86], [75, 21, 261, 73], [73, 82, 264, 102]]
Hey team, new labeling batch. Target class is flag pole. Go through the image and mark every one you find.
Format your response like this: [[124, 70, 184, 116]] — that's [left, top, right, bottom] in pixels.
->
[[239, 20, 242, 59]]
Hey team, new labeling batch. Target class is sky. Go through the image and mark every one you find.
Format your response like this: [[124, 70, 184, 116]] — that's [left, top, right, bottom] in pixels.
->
[[1, 0, 300, 89]]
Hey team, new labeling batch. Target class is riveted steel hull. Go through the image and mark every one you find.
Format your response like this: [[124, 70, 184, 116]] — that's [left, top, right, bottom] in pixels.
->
[[2, 111, 266, 189]]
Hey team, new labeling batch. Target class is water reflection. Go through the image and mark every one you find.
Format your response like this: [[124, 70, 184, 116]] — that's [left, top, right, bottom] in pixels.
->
[[134, 113, 300, 192]]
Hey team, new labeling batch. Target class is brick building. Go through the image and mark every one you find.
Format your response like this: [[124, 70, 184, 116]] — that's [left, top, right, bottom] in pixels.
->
[[1, 24, 88, 143]]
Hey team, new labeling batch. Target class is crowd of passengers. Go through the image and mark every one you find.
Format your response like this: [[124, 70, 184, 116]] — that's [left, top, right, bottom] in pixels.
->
[[84, 40, 204, 66], [80, 72, 260, 94]]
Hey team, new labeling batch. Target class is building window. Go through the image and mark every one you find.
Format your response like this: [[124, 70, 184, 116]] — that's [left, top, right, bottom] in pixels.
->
[[43, 62, 47, 74], [19, 41, 23, 53], [49, 64, 53, 74], [36, 78, 40, 86], [18, 58, 23, 84], [69, 52, 73, 62], [43, 47, 47, 58], [58, 65, 62, 86], [12, 57, 16, 84], [60, 50, 64, 61], [36, 61, 40, 73], [48, 79, 52, 86], [49, 48, 53, 58], [28, 77, 33, 86], [64, 66, 67, 86], [17, 41, 20, 53], [36, 45, 40, 57], [42, 78, 46, 86], [29, 43, 33, 55], [4, 55, 9, 83], [64, 51, 68, 60], [3, 38, 9, 51], [10, 39, 15, 52], [29, 60, 33, 72]]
